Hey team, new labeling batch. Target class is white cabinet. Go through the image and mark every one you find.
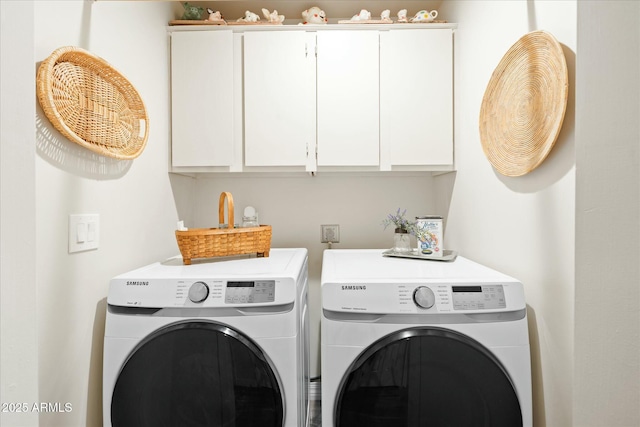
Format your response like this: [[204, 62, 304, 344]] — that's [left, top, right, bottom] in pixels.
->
[[315, 28, 454, 169], [170, 31, 234, 167], [243, 30, 381, 170], [380, 29, 453, 169], [169, 25, 455, 173], [316, 31, 380, 166], [243, 31, 316, 169]]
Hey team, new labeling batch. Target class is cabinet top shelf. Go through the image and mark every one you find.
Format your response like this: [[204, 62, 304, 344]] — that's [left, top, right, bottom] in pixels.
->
[[168, 22, 457, 33]]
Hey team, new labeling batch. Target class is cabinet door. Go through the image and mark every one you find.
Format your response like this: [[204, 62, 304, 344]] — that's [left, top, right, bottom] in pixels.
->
[[317, 31, 380, 166], [244, 31, 316, 168], [380, 29, 453, 167], [171, 31, 234, 167]]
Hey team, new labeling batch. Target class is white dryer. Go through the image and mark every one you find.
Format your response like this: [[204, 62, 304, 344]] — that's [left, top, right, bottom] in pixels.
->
[[103, 248, 310, 427], [321, 249, 532, 427]]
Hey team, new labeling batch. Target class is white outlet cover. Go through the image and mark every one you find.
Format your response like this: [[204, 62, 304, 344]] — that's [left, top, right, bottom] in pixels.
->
[[321, 224, 340, 243]]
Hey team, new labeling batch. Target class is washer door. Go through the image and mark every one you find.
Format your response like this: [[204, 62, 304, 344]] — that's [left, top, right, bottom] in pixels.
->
[[336, 327, 522, 427], [111, 320, 283, 427]]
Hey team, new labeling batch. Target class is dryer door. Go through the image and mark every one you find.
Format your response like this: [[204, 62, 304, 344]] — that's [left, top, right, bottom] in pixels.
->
[[111, 320, 283, 427], [335, 327, 522, 427]]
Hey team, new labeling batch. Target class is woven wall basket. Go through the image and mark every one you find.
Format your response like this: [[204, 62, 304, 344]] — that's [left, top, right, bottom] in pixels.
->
[[36, 46, 149, 160], [479, 30, 568, 177]]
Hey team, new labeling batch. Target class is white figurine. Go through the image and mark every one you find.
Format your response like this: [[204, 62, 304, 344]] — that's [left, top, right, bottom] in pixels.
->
[[237, 10, 260, 23], [397, 9, 408, 23], [301, 6, 327, 24], [262, 8, 285, 24], [380, 9, 392, 22], [351, 9, 371, 21], [206, 8, 223, 22]]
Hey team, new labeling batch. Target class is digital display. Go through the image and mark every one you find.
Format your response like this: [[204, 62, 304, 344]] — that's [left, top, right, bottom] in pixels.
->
[[452, 286, 482, 293], [452, 284, 506, 310], [227, 281, 255, 288], [225, 280, 275, 304]]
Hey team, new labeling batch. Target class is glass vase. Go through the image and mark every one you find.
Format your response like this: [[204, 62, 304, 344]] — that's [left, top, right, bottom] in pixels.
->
[[393, 230, 412, 253]]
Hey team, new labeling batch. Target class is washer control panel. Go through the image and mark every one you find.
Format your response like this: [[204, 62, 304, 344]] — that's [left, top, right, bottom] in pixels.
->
[[109, 277, 294, 308], [413, 286, 436, 309], [224, 280, 275, 304], [188, 281, 209, 303]]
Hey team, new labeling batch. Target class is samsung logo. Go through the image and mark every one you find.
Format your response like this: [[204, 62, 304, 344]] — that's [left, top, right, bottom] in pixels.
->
[[341, 285, 367, 291], [126, 281, 149, 286]]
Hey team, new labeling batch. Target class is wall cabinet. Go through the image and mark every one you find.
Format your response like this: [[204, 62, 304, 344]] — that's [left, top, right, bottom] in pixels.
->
[[169, 25, 455, 173], [243, 31, 316, 168], [170, 30, 235, 167], [380, 29, 453, 168], [316, 30, 380, 167]]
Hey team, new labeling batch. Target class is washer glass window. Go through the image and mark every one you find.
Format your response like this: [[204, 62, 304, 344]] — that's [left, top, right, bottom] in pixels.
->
[[111, 321, 283, 427], [336, 327, 522, 427]]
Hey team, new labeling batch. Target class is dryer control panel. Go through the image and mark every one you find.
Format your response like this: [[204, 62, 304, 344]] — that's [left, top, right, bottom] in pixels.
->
[[322, 281, 523, 314], [452, 285, 506, 311]]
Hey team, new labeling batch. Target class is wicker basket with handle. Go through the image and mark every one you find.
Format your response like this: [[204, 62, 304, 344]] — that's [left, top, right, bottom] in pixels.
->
[[175, 192, 272, 265]]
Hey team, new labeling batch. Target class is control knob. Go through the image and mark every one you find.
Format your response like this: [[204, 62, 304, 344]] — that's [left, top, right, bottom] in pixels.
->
[[188, 281, 209, 303], [413, 286, 435, 309]]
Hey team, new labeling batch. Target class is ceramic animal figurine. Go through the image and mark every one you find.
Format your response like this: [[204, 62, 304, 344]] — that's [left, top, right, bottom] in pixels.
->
[[301, 6, 327, 24], [380, 9, 392, 22], [237, 10, 260, 23], [262, 8, 285, 24], [351, 9, 371, 21], [181, 2, 204, 20], [206, 8, 223, 22], [397, 9, 408, 23], [410, 9, 439, 22]]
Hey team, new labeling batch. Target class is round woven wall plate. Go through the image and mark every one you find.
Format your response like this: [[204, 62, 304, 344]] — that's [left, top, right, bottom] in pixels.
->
[[36, 46, 149, 160], [479, 30, 568, 177]]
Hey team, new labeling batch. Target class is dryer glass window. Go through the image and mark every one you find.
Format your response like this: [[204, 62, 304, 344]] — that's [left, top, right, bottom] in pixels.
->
[[111, 321, 283, 427], [336, 327, 522, 427]]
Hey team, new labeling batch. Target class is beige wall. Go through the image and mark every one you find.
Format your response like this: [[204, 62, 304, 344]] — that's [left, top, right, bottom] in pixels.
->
[[574, 2, 640, 426], [2, 1, 638, 427], [437, 1, 577, 425], [0, 2, 39, 427], [33, 2, 188, 426]]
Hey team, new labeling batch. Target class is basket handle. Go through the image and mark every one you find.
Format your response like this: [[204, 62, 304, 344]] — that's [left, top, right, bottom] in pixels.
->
[[218, 192, 234, 228]]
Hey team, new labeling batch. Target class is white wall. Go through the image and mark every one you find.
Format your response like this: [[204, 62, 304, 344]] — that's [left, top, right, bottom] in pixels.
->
[[437, 1, 577, 426], [0, 2, 39, 427], [33, 2, 192, 426], [574, 2, 640, 426], [4, 2, 637, 426], [192, 174, 439, 376]]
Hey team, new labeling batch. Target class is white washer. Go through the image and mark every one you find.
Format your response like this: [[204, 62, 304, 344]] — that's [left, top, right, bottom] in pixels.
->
[[103, 248, 310, 427], [321, 249, 532, 427]]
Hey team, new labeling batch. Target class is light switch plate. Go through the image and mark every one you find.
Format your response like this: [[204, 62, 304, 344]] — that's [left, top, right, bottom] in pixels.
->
[[69, 214, 100, 253]]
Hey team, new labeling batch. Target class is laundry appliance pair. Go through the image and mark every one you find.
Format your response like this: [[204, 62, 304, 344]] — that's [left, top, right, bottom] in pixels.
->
[[103, 248, 310, 427], [321, 249, 533, 427]]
